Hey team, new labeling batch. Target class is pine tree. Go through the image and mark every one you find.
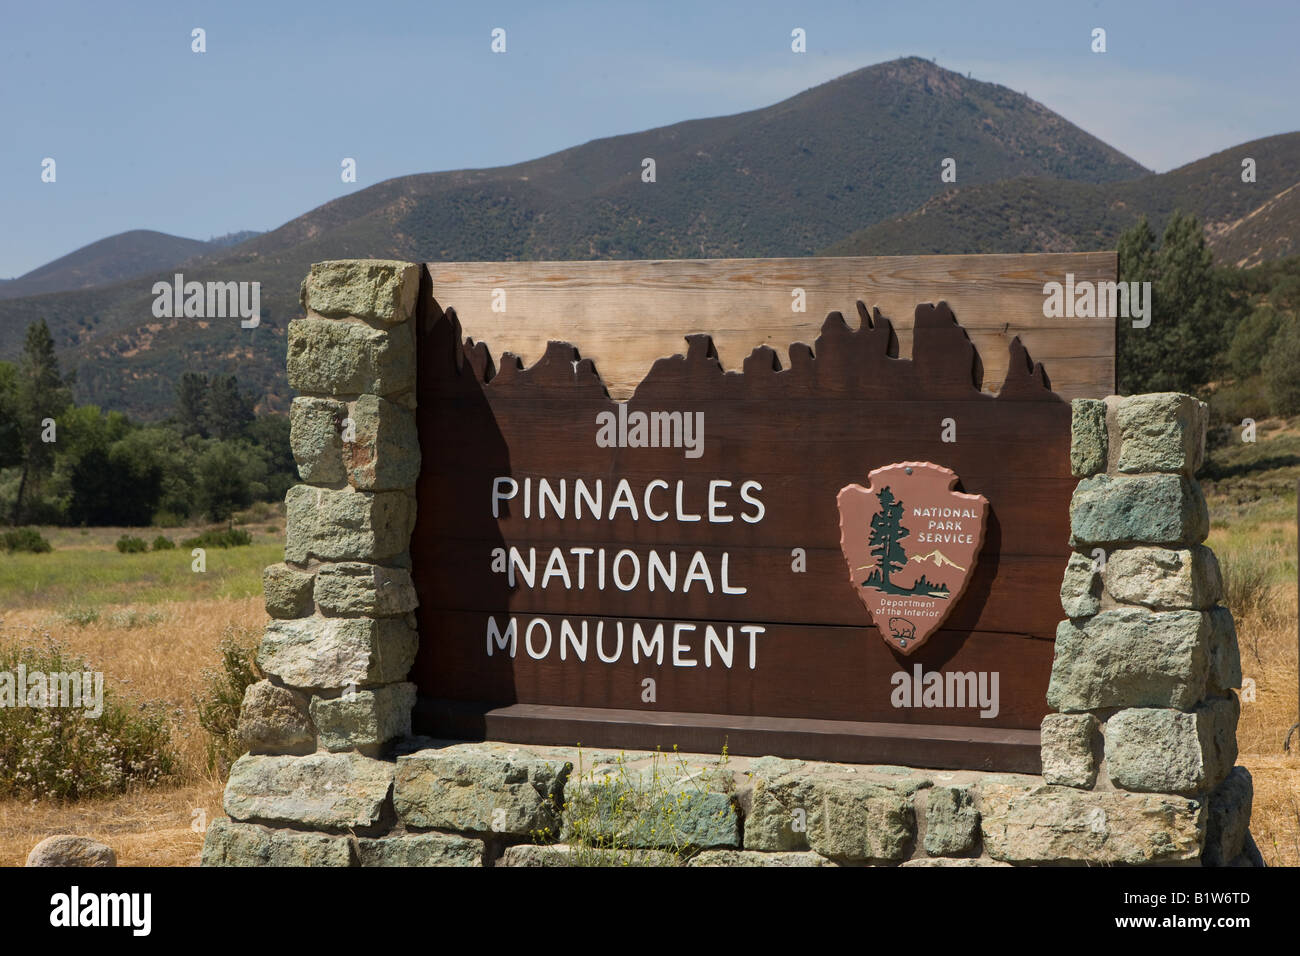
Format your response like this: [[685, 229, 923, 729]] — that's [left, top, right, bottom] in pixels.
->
[[175, 372, 210, 438], [205, 374, 255, 440], [868, 486, 910, 591], [11, 320, 73, 524], [1117, 211, 1238, 394]]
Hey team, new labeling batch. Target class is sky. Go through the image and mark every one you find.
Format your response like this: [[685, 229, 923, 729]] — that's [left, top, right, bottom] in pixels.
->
[[1, 0, 1297, 277]]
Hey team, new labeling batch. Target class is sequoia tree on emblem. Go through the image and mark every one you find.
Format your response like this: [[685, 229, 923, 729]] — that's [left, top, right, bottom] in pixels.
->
[[837, 462, 989, 655]]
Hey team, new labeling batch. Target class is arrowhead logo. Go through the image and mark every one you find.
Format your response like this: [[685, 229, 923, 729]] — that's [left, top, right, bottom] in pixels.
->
[[837, 462, 988, 655]]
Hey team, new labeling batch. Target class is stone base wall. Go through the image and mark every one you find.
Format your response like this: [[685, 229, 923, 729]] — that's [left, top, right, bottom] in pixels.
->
[[203, 259, 1258, 867], [202, 740, 1263, 867]]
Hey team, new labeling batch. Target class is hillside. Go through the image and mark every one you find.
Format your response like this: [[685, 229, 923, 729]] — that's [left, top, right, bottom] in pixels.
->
[[821, 132, 1300, 258], [1210, 182, 1300, 267], [0, 230, 215, 300], [0, 56, 1150, 419]]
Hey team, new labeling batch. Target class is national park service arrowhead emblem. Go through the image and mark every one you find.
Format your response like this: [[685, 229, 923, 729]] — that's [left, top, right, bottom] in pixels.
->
[[837, 462, 989, 655]]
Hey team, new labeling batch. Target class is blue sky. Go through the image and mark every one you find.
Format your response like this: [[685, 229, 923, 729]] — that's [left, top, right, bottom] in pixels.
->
[[1, 0, 1296, 276]]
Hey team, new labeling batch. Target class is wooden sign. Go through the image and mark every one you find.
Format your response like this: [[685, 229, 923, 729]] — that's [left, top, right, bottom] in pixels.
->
[[410, 280, 1078, 772], [424, 253, 1117, 402], [838, 462, 989, 656]]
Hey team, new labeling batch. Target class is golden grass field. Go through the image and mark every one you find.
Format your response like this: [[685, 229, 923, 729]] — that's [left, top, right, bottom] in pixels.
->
[[0, 428, 1297, 867]]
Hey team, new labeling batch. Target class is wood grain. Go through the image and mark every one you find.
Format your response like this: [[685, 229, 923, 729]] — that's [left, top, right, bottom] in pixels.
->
[[425, 253, 1117, 401]]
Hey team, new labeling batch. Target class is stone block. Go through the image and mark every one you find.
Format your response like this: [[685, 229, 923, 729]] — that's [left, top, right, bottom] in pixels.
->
[[310, 683, 415, 752], [344, 395, 420, 492], [284, 485, 412, 564], [314, 562, 418, 617], [743, 764, 914, 862], [1105, 696, 1239, 796], [1039, 713, 1099, 788], [1116, 393, 1206, 475], [394, 744, 571, 838], [923, 785, 980, 856], [303, 260, 420, 324], [1070, 398, 1108, 477], [1060, 551, 1101, 618], [562, 765, 740, 850], [355, 832, 483, 867], [497, 844, 678, 867], [979, 784, 1204, 864], [1047, 609, 1210, 712], [237, 680, 315, 755], [286, 317, 414, 397], [290, 397, 347, 485], [263, 563, 315, 619], [257, 616, 418, 691], [223, 752, 395, 831], [1203, 766, 1253, 867], [1206, 606, 1243, 695], [200, 819, 354, 867], [688, 850, 834, 867], [1102, 545, 1222, 610], [1069, 474, 1208, 547]]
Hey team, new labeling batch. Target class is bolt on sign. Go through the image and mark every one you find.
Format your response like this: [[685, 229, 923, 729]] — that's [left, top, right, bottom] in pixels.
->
[[411, 255, 1114, 772]]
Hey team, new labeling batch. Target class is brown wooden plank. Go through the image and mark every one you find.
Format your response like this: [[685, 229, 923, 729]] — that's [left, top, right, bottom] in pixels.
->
[[412, 540, 1064, 637], [412, 610, 1054, 730], [425, 253, 1117, 401], [414, 471, 1074, 559], [412, 700, 1043, 774]]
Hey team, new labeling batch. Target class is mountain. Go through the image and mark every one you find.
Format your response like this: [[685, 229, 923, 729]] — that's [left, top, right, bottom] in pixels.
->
[[0, 230, 213, 300], [0, 55, 1158, 419], [1209, 182, 1300, 267], [908, 549, 967, 572], [0, 229, 266, 301], [821, 132, 1300, 259]]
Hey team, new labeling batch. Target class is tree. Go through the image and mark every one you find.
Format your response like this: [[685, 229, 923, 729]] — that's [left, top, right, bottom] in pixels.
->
[[1228, 305, 1284, 380], [1117, 211, 1238, 394], [196, 442, 253, 522], [868, 486, 910, 591], [244, 414, 295, 500], [1262, 318, 1300, 417], [11, 320, 74, 524], [175, 372, 210, 438], [0, 362, 22, 469], [205, 374, 254, 440]]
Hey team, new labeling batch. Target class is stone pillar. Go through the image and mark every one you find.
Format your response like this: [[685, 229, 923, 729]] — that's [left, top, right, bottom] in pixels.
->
[[1039, 393, 1257, 866], [203, 260, 427, 865]]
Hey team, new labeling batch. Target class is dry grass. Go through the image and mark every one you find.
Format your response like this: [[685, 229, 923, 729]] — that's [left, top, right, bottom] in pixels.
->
[[1228, 578, 1300, 867], [0, 596, 265, 866], [0, 780, 225, 867]]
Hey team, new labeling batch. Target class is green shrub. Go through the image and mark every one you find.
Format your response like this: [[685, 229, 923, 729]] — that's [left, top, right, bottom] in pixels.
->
[[193, 626, 261, 775], [1, 528, 52, 553], [0, 635, 176, 799], [115, 534, 148, 554], [181, 528, 252, 550], [1207, 376, 1270, 432], [151, 535, 175, 551], [105, 608, 164, 629], [57, 605, 100, 627], [152, 510, 184, 528], [1219, 550, 1271, 623], [551, 746, 733, 866]]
